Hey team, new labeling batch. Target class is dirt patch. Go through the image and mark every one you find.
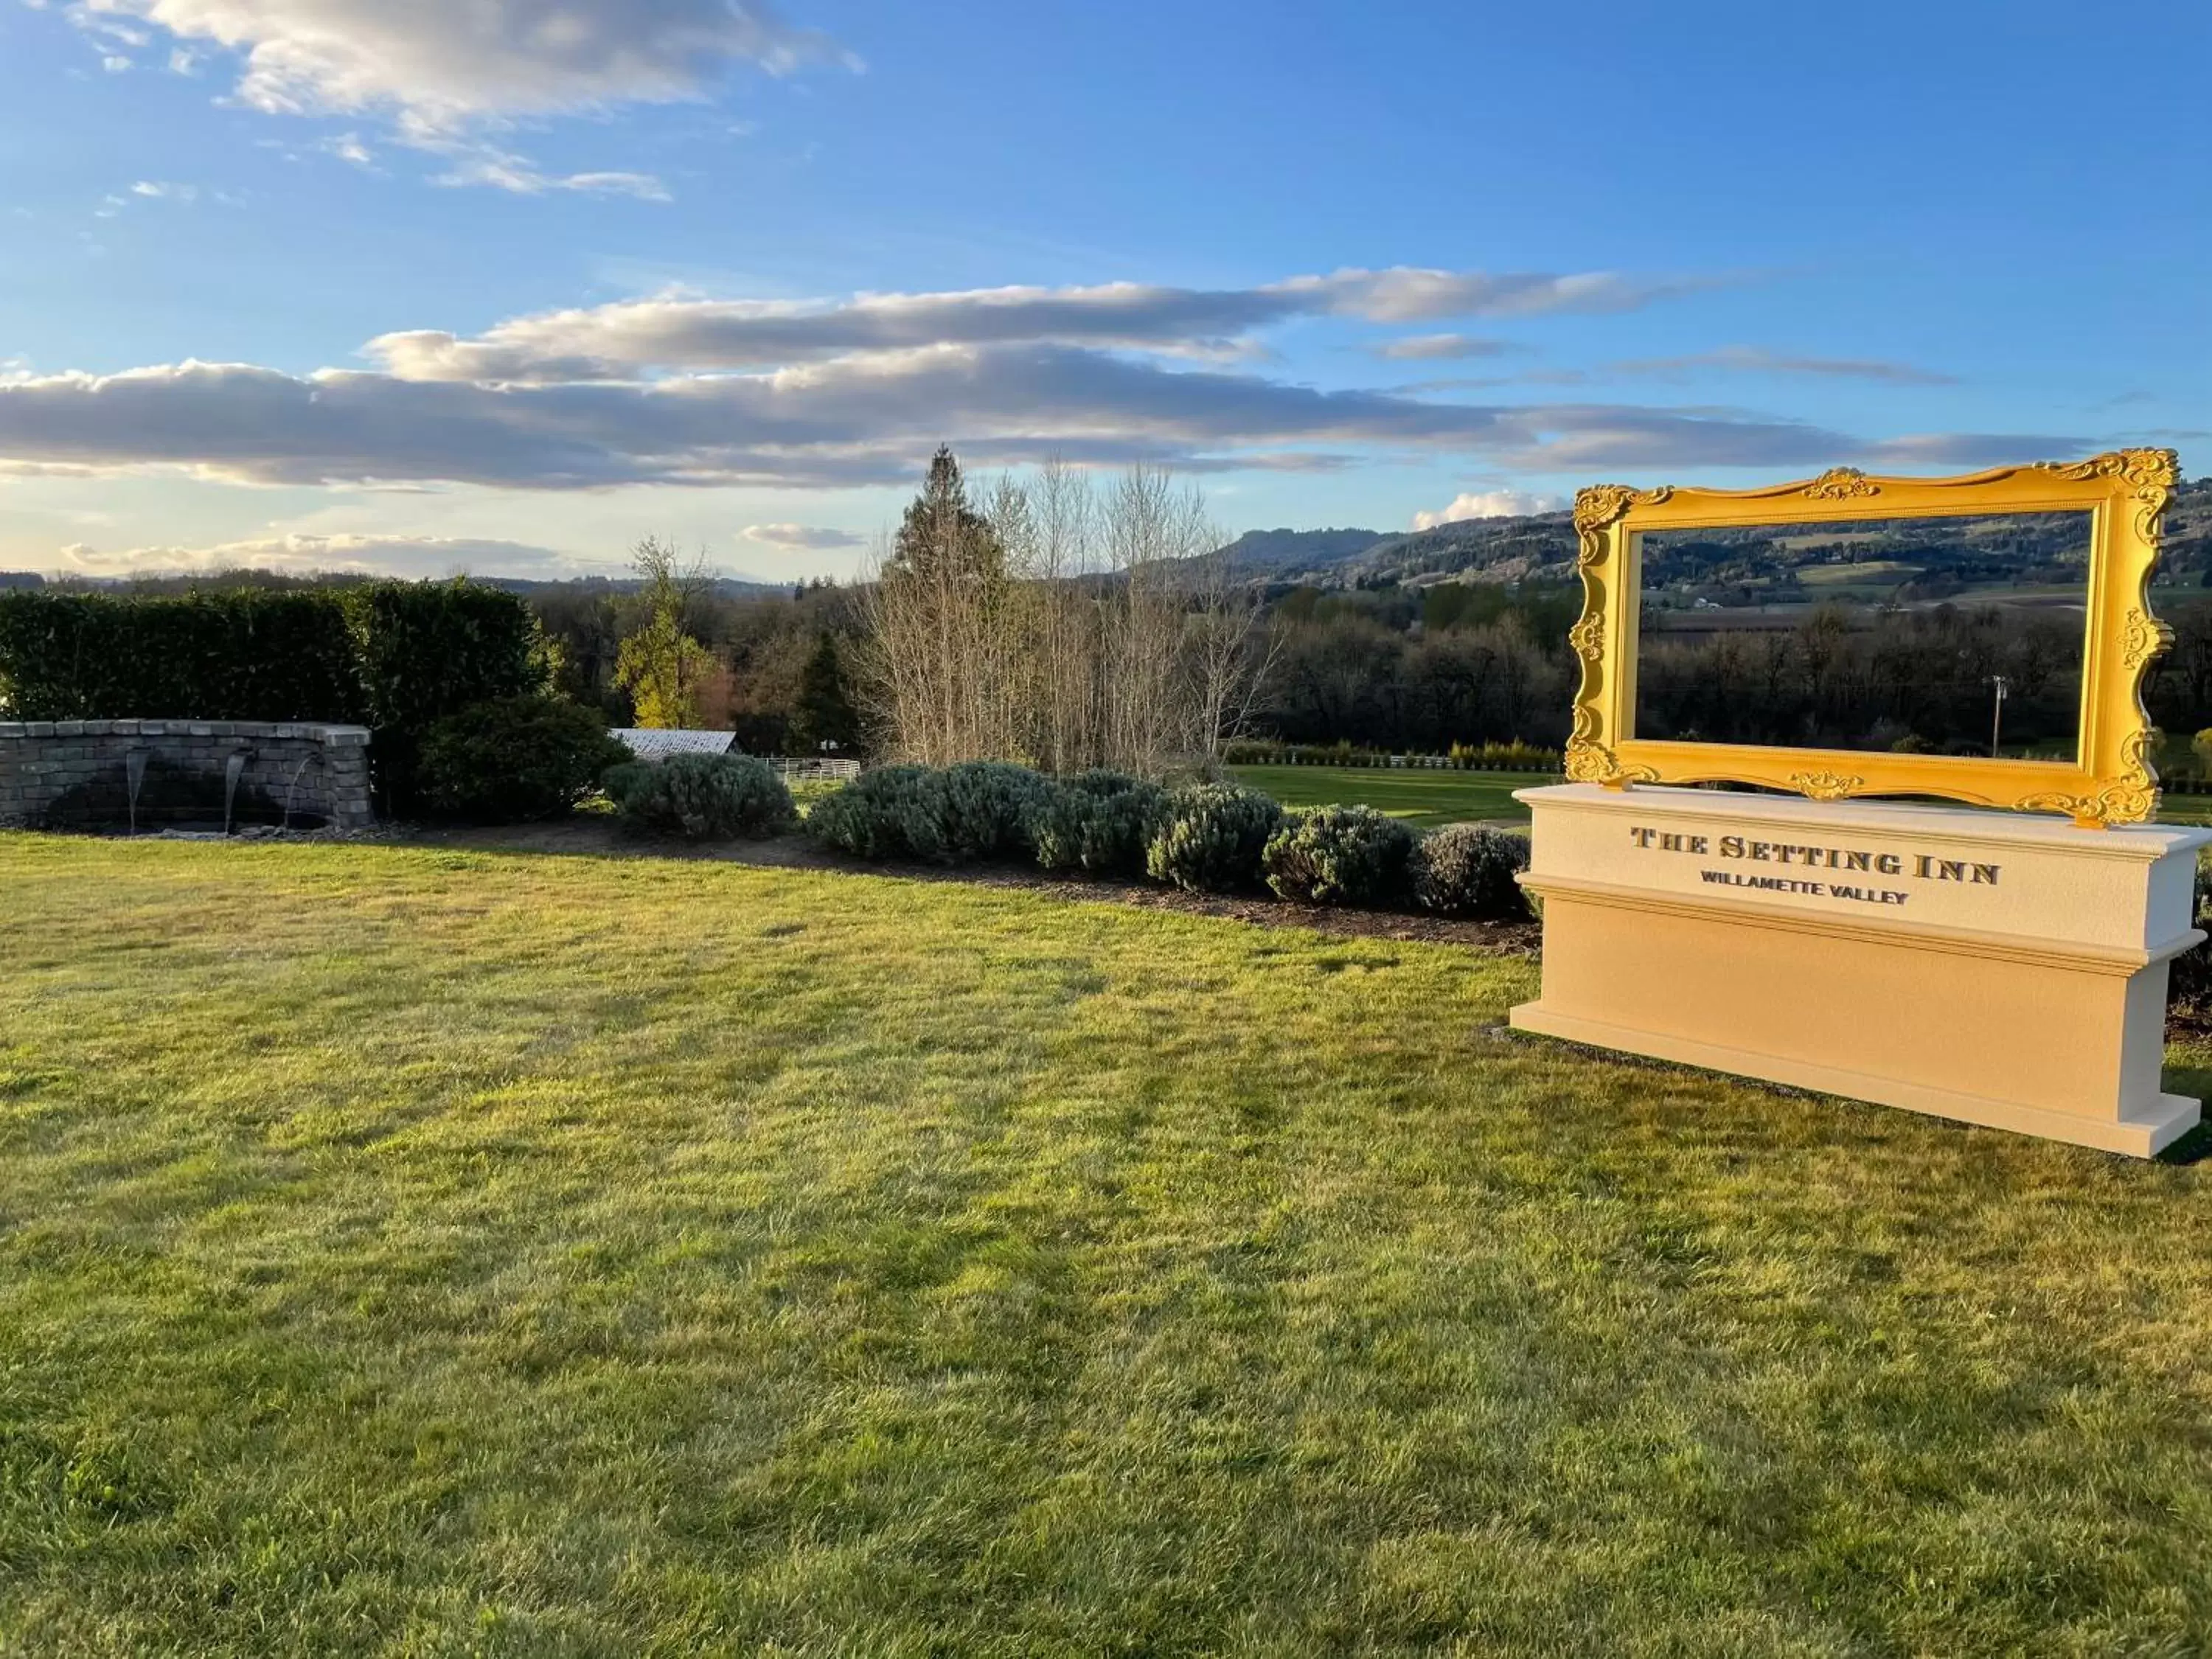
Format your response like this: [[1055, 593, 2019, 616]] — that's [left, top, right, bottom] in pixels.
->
[[403, 815, 1542, 955]]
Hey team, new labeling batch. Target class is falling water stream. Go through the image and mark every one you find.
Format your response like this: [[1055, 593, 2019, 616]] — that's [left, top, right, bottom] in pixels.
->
[[123, 748, 149, 835], [281, 754, 313, 830], [222, 752, 247, 835]]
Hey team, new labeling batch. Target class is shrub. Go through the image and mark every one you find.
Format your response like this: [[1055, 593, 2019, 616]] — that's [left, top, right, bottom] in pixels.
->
[[0, 588, 363, 723], [602, 751, 798, 839], [1031, 770, 1170, 877], [416, 695, 630, 822], [1411, 823, 1531, 919], [806, 765, 942, 860], [936, 761, 1052, 863], [1262, 804, 1417, 905], [346, 581, 549, 813], [1447, 739, 1562, 772], [1145, 783, 1282, 894], [807, 762, 1048, 864]]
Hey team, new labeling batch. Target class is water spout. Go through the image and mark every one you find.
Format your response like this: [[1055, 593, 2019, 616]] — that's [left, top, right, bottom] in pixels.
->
[[281, 753, 314, 831], [124, 747, 149, 835], [223, 751, 248, 836]]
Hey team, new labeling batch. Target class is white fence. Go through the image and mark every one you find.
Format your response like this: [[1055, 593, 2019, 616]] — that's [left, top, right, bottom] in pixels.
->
[[764, 757, 861, 783]]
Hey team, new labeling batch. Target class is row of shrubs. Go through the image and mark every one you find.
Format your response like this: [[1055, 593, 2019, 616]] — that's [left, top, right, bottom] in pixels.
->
[[416, 727, 1531, 918], [1222, 738, 1562, 772], [803, 760, 1531, 919]]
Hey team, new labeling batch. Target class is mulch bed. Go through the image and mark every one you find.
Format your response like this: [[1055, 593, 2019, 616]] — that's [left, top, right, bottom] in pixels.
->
[[403, 816, 1543, 956]]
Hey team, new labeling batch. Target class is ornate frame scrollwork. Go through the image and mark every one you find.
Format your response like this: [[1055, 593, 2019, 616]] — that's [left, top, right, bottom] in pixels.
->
[[1565, 450, 2179, 827]]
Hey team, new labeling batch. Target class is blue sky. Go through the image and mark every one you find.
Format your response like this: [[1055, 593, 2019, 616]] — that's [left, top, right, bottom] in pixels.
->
[[1, 0, 2205, 580]]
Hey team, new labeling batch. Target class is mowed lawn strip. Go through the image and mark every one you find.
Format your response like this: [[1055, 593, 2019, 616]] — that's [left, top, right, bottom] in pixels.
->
[[1228, 764, 1552, 828], [3, 835, 2211, 1656]]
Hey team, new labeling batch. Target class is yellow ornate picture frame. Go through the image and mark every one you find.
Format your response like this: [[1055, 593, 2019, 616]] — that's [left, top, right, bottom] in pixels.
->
[[1565, 448, 2180, 827]]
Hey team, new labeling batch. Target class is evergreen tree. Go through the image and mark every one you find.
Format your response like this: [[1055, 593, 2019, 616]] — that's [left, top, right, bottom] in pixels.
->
[[888, 445, 1004, 583], [790, 631, 862, 753]]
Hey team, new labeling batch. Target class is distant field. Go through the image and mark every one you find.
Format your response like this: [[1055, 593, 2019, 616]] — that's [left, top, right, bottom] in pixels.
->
[[1231, 764, 1551, 827], [1797, 560, 1918, 585], [1234, 761, 2212, 832]]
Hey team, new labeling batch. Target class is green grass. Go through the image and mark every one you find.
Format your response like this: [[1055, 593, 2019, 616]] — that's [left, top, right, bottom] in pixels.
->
[[5, 835, 2212, 1655], [1229, 764, 1551, 827]]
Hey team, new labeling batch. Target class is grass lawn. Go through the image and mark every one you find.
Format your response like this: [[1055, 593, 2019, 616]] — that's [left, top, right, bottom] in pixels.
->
[[1228, 764, 1552, 827], [6, 835, 2212, 1655]]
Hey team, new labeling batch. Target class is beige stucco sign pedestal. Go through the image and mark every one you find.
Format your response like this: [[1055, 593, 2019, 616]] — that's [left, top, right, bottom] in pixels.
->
[[1510, 784, 2212, 1157]]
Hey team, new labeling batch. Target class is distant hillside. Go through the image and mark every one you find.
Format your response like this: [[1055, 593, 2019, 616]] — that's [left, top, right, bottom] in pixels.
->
[[1217, 527, 1384, 575], [1209, 515, 1583, 585], [1228, 473, 2212, 597], [1348, 512, 1579, 588]]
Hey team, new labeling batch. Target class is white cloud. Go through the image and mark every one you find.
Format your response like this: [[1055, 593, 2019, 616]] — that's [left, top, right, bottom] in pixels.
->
[[366, 268, 1710, 382], [1281, 268, 1717, 323], [77, 0, 855, 126], [1373, 333, 1512, 362], [1610, 345, 1957, 386], [101, 52, 132, 71], [1412, 489, 1568, 530], [129, 179, 198, 201], [54, 530, 593, 578], [319, 131, 375, 168], [0, 349, 2087, 493], [426, 148, 669, 201], [742, 522, 863, 549], [66, 0, 856, 196]]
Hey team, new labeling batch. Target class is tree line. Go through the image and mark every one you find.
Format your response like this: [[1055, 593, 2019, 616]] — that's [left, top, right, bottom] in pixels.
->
[[48, 449, 2212, 771]]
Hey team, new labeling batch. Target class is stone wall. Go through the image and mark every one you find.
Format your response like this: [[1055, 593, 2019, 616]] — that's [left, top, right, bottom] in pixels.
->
[[0, 720, 374, 832]]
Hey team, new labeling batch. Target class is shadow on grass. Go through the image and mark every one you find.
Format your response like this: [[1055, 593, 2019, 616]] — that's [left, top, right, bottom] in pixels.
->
[[311, 821, 1545, 956], [2159, 1061, 2212, 1164], [1518, 1026, 2212, 1168]]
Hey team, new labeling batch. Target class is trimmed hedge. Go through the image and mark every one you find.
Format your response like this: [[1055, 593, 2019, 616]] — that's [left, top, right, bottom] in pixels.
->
[[347, 582, 549, 811], [1145, 783, 1283, 894], [0, 588, 364, 723], [0, 582, 550, 814], [602, 753, 798, 839], [1262, 804, 1416, 906], [1221, 738, 1562, 773], [418, 694, 631, 822]]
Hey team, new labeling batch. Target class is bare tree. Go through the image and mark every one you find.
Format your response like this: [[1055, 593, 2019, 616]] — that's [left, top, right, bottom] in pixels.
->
[[858, 451, 1269, 775]]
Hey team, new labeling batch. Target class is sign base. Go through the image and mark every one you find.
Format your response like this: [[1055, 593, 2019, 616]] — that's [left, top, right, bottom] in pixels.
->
[[1509, 785, 2212, 1158]]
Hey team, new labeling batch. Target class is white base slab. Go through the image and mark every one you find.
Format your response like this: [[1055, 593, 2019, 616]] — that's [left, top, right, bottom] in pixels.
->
[[1509, 1004, 2202, 1158]]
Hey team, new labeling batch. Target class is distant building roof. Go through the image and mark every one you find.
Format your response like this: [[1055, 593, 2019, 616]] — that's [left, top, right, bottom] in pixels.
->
[[611, 728, 738, 761]]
